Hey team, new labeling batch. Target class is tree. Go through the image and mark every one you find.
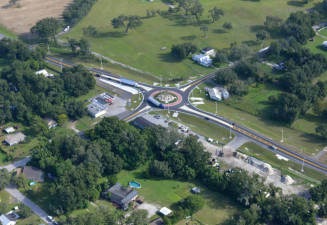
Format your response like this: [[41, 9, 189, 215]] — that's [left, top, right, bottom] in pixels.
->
[[30, 18, 62, 43], [190, 0, 203, 21], [171, 43, 197, 60], [79, 38, 91, 55], [67, 38, 79, 55], [177, 0, 195, 16], [111, 15, 143, 33], [0, 168, 10, 190], [18, 204, 33, 218], [200, 24, 208, 37], [65, 101, 87, 120], [148, 160, 174, 178], [273, 93, 301, 123], [12, 174, 29, 190], [56, 114, 68, 127], [126, 210, 148, 225], [230, 80, 249, 96], [215, 69, 238, 85], [181, 195, 205, 214], [83, 26, 97, 38], [256, 30, 270, 50], [208, 7, 224, 23], [316, 124, 327, 138], [213, 50, 228, 66], [223, 22, 233, 31], [229, 44, 253, 61], [264, 15, 283, 30], [313, 99, 326, 116], [30, 115, 47, 135]]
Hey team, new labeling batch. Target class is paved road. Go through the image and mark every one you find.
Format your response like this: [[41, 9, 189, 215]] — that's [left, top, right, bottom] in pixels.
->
[[1, 157, 52, 224], [5, 186, 51, 224]]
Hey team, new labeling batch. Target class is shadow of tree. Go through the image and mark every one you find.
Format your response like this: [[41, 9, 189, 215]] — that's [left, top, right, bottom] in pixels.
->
[[287, 0, 305, 7], [180, 35, 196, 41], [158, 52, 181, 63], [97, 31, 127, 38], [242, 40, 258, 46], [213, 29, 227, 34], [249, 25, 265, 33]]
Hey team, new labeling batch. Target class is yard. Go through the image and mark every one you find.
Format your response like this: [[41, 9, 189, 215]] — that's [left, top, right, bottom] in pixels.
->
[[239, 142, 327, 182], [62, 0, 319, 80], [117, 166, 241, 224], [192, 82, 327, 155]]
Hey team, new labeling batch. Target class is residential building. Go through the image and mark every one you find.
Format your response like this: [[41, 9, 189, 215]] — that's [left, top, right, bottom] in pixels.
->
[[22, 166, 45, 183], [206, 87, 222, 101], [4, 132, 25, 146], [0, 211, 19, 225], [35, 69, 54, 78], [192, 54, 212, 67], [191, 187, 201, 194], [43, 118, 57, 129], [4, 127, 15, 134], [103, 183, 138, 210], [87, 101, 107, 118], [201, 47, 215, 56]]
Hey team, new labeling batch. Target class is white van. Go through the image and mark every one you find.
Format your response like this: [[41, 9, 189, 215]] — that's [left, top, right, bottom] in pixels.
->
[[207, 138, 213, 143]]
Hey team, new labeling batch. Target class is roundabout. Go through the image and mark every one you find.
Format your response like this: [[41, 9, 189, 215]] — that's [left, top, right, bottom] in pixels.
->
[[150, 90, 183, 107]]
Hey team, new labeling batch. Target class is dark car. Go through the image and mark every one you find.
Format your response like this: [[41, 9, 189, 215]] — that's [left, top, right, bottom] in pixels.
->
[[95, 74, 101, 77], [204, 117, 209, 120]]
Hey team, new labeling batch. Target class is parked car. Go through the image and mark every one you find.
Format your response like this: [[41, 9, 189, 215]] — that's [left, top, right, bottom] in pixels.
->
[[47, 216, 54, 222]]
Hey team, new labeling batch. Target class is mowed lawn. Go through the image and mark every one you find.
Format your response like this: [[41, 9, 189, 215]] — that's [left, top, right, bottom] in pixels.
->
[[117, 166, 241, 224], [192, 82, 327, 155], [63, 0, 319, 79]]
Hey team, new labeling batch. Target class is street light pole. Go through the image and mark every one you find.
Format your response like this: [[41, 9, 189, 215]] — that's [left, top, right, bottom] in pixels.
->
[[281, 129, 284, 142], [215, 101, 217, 114], [60, 58, 63, 72], [229, 128, 232, 139], [138, 90, 141, 101], [100, 57, 103, 70], [301, 157, 305, 172]]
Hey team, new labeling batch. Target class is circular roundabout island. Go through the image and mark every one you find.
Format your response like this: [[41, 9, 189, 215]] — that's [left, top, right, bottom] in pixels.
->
[[150, 90, 183, 107]]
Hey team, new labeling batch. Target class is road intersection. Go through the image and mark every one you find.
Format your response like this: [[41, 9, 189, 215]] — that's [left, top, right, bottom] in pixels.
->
[[45, 55, 327, 175]]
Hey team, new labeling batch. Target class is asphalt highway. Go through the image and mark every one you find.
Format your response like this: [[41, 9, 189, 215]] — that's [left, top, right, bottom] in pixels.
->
[[45, 55, 327, 174]]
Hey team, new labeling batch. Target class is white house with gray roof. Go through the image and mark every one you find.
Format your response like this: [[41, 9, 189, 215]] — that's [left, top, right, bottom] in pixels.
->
[[0, 211, 19, 225], [4, 132, 25, 146]]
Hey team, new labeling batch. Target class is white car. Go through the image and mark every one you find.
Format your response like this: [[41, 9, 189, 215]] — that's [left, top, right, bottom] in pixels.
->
[[47, 216, 54, 222]]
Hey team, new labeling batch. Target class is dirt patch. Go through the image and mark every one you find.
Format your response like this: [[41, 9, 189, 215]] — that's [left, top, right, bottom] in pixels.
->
[[137, 202, 159, 218], [0, 0, 72, 37]]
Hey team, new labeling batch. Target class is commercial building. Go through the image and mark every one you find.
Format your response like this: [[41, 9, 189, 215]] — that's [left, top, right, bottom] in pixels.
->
[[87, 101, 107, 118]]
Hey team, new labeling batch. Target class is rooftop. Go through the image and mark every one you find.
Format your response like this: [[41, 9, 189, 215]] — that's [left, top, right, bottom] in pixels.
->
[[87, 102, 107, 115], [22, 166, 44, 182], [5, 132, 25, 144], [201, 47, 213, 52], [108, 183, 138, 204], [159, 207, 172, 216]]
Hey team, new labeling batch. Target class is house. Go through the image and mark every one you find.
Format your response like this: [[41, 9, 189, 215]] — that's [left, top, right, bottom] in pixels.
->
[[133, 117, 156, 129], [201, 47, 215, 56], [43, 118, 57, 129], [35, 69, 54, 78], [323, 41, 327, 49], [192, 54, 212, 67], [103, 183, 138, 210], [0, 211, 19, 225], [206, 87, 222, 101], [191, 187, 201, 194], [4, 132, 25, 146], [87, 101, 107, 118], [221, 88, 229, 99], [4, 127, 15, 134], [22, 166, 44, 182], [158, 207, 172, 216]]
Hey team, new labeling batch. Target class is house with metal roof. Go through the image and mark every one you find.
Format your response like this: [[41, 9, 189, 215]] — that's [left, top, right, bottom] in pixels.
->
[[4, 132, 25, 146], [103, 183, 138, 210], [0, 211, 19, 225], [4, 127, 15, 134], [201, 47, 215, 56], [206, 87, 222, 101]]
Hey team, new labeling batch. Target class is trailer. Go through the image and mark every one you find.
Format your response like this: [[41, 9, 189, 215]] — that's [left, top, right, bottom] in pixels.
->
[[148, 97, 165, 109], [120, 78, 139, 88]]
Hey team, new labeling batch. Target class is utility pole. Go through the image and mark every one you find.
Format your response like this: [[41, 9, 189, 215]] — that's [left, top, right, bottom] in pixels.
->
[[215, 101, 217, 114], [281, 129, 284, 143], [47, 44, 50, 54], [138, 90, 141, 101], [100, 57, 103, 70], [160, 75, 162, 86], [301, 157, 305, 172], [60, 58, 63, 72], [229, 128, 232, 139]]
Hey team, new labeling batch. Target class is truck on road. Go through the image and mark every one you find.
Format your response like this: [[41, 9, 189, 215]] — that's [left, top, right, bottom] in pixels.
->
[[120, 78, 139, 88]]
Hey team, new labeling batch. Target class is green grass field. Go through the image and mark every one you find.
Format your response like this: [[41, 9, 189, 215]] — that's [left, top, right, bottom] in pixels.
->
[[118, 166, 241, 224], [0, 25, 19, 39], [192, 82, 326, 155], [157, 111, 235, 144], [239, 142, 327, 183], [62, 0, 319, 79]]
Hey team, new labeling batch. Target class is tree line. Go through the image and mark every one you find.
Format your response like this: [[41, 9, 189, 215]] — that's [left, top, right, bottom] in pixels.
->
[[0, 38, 94, 127], [63, 0, 98, 26]]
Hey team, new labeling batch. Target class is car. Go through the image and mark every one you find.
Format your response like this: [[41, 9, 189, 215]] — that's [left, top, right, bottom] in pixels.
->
[[204, 117, 209, 120], [95, 74, 101, 77], [231, 122, 235, 126], [270, 145, 277, 150], [47, 216, 54, 222]]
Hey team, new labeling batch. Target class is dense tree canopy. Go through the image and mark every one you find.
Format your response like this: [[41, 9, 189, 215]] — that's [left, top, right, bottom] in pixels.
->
[[30, 18, 62, 43]]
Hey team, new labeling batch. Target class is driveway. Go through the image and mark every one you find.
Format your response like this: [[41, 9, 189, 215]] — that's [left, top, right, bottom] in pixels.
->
[[5, 186, 51, 224], [1, 156, 31, 172]]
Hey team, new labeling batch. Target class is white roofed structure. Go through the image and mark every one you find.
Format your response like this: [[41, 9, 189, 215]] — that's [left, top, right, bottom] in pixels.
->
[[4, 127, 15, 134], [159, 207, 172, 216]]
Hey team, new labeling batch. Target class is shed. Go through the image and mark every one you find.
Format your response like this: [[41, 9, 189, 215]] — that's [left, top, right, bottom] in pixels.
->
[[4, 132, 25, 146], [323, 41, 327, 49], [43, 118, 57, 129], [191, 187, 201, 194], [158, 207, 172, 216], [4, 127, 15, 134], [0, 212, 19, 225], [35, 69, 54, 78]]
